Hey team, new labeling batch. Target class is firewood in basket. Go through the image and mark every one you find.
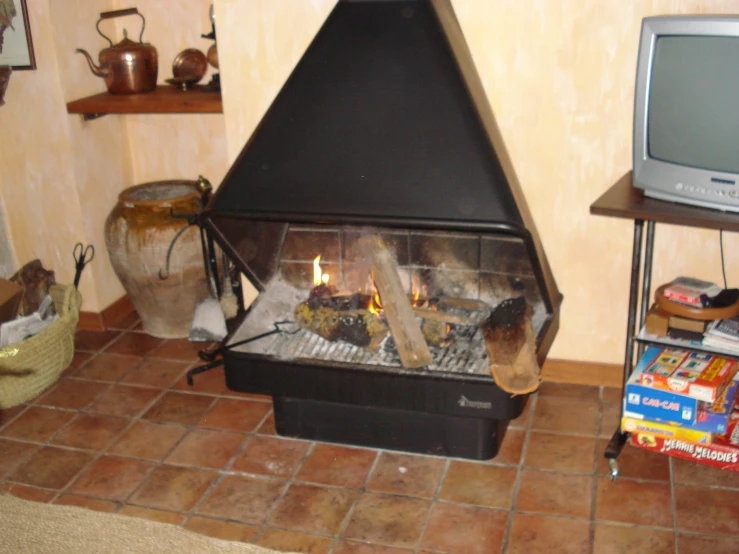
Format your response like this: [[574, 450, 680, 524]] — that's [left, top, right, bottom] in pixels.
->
[[481, 296, 540, 394], [294, 303, 388, 352]]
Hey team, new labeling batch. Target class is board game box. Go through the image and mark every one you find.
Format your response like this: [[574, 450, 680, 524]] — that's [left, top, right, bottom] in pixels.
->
[[624, 346, 739, 433], [630, 433, 739, 471], [637, 346, 737, 403], [621, 416, 712, 444]]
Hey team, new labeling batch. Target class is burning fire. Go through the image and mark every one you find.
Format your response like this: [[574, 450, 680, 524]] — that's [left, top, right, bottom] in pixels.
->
[[313, 255, 330, 286]]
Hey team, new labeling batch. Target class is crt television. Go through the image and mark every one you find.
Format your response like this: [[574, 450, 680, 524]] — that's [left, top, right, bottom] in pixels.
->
[[633, 15, 739, 212]]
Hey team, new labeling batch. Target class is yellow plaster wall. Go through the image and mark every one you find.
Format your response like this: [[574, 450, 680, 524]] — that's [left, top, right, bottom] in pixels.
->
[[214, 0, 739, 363], [0, 0, 229, 312], [116, 0, 229, 186], [0, 0, 92, 303]]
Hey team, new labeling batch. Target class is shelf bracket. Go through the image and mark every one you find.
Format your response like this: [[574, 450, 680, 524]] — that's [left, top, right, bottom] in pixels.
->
[[81, 112, 106, 121]]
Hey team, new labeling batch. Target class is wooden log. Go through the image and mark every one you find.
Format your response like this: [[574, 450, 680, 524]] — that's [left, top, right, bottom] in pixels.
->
[[412, 307, 474, 325], [294, 303, 388, 352], [481, 296, 540, 394], [359, 235, 433, 368], [410, 295, 490, 312]]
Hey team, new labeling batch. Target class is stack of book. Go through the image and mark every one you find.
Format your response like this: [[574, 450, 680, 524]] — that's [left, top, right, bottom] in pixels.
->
[[703, 317, 739, 354], [623, 345, 739, 471]]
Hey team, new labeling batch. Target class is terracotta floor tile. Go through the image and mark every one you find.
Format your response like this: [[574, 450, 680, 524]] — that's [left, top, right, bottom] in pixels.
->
[[66, 351, 94, 373], [365, 452, 444, 499], [675, 485, 739, 535], [108, 311, 141, 330], [197, 474, 285, 524], [9, 446, 93, 489], [601, 386, 623, 404], [53, 494, 119, 512], [36, 379, 110, 410], [75, 330, 122, 351], [121, 358, 189, 389], [149, 339, 214, 362], [524, 431, 597, 473], [8, 484, 56, 503], [509, 396, 534, 429], [143, 392, 214, 425], [197, 398, 271, 433], [0, 406, 75, 442], [165, 428, 245, 469], [297, 444, 377, 488], [51, 414, 129, 451], [593, 523, 675, 553], [538, 382, 601, 400], [0, 404, 26, 431], [419, 502, 507, 554], [599, 402, 621, 439], [223, 390, 272, 401], [439, 461, 517, 509], [87, 385, 161, 418], [184, 516, 259, 543], [0, 438, 39, 479], [342, 492, 431, 549], [516, 469, 593, 519], [490, 428, 525, 466], [108, 420, 187, 461], [67, 456, 154, 500], [256, 412, 277, 435], [231, 436, 310, 477], [172, 365, 227, 395], [507, 513, 591, 554], [595, 476, 672, 527], [333, 541, 413, 554], [672, 458, 739, 488], [71, 353, 141, 382], [595, 440, 671, 481], [129, 464, 218, 512], [269, 483, 357, 535], [532, 396, 600, 436], [678, 532, 739, 554], [118, 505, 185, 525], [255, 528, 333, 554], [105, 333, 164, 357]]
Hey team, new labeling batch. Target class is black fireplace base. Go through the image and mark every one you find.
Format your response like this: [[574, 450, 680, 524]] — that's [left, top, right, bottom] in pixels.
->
[[273, 396, 511, 459]]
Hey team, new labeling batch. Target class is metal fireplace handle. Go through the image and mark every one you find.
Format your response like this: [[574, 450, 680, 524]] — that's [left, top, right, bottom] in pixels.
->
[[186, 321, 300, 386]]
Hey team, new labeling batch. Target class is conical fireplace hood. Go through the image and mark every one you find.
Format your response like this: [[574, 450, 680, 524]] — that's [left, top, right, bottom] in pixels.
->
[[211, 0, 533, 229], [207, 0, 559, 317]]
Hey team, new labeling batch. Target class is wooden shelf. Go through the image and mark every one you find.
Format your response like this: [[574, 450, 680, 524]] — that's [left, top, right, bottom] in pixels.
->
[[66, 85, 222, 119]]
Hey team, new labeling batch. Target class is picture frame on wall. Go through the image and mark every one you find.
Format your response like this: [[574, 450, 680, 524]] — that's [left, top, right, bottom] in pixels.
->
[[0, 0, 36, 70]]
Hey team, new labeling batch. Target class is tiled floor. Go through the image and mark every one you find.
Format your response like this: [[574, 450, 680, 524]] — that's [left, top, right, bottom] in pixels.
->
[[2, 319, 739, 553]]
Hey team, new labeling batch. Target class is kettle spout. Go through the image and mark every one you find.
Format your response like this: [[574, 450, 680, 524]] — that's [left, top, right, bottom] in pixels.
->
[[75, 49, 109, 78]]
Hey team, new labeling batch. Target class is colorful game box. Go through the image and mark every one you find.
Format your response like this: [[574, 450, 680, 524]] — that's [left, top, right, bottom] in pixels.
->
[[637, 346, 737, 403], [621, 416, 712, 444], [630, 433, 739, 472], [624, 346, 739, 433]]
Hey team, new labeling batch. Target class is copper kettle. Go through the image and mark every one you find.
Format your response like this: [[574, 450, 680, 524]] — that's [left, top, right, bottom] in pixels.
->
[[76, 8, 158, 95]]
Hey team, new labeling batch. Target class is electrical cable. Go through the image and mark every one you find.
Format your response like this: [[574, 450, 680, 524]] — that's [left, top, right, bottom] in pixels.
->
[[720, 229, 728, 289]]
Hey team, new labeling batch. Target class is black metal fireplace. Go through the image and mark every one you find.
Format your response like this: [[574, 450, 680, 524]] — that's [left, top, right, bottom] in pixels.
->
[[203, 0, 562, 459]]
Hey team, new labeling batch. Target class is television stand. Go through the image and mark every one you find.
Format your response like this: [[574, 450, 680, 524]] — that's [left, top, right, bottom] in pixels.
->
[[590, 171, 739, 479]]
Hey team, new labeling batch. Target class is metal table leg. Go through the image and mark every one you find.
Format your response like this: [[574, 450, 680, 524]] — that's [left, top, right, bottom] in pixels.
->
[[604, 219, 648, 479]]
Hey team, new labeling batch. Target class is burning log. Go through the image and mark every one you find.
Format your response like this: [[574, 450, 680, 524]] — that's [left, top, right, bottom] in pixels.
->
[[481, 296, 540, 394], [295, 284, 388, 351], [359, 235, 433, 369]]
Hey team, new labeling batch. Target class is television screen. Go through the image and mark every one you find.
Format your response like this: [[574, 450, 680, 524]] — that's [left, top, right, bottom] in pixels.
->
[[648, 35, 739, 174]]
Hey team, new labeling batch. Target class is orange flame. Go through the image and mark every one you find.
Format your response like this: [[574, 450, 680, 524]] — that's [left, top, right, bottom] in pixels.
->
[[313, 255, 329, 286]]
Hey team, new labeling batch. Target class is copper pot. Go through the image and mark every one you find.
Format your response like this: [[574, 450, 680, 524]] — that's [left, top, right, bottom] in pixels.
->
[[76, 8, 158, 95]]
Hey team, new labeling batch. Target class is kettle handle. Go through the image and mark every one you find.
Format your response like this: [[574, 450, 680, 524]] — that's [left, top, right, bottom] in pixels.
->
[[96, 8, 146, 47]]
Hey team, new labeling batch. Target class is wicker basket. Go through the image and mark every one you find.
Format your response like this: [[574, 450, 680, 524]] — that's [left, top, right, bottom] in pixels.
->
[[0, 284, 82, 409]]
